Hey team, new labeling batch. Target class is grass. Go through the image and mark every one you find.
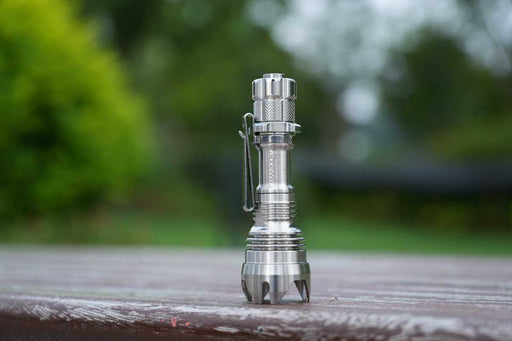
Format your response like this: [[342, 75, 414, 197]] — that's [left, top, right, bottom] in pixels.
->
[[0, 214, 225, 247], [304, 216, 512, 255], [1, 213, 511, 255]]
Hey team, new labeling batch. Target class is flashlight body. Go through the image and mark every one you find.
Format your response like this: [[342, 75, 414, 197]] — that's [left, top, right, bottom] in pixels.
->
[[252, 134, 296, 234]]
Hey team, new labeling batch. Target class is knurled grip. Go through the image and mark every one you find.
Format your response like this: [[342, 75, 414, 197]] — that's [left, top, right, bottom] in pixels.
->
[[252, 74, 296, 123]]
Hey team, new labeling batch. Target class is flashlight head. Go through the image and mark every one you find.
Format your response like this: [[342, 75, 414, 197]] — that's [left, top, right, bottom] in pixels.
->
[[252, 73, 296, 123]]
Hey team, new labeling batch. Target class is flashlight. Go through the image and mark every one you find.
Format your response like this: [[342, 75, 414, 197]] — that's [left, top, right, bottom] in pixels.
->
[[239, 73, 310, 304]]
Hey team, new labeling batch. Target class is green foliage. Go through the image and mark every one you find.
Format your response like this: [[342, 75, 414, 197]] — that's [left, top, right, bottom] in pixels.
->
[[85, 0, 335, 221], [130, 0, 333, 152], [0, 0, 154, 218], [382, 29, 512, 160]]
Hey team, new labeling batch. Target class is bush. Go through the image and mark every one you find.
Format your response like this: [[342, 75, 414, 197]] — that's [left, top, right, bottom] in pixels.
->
[[0, 0, 153, 218]]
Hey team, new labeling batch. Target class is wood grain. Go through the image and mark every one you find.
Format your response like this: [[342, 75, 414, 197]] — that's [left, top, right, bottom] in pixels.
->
[[0, 247, 511, 340]]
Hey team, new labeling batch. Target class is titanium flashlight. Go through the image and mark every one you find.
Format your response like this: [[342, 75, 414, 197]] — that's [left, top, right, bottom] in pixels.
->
[[239, 73, 311, 304]]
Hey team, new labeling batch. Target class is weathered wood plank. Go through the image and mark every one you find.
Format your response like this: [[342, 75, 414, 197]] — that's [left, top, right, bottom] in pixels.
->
[[0, 247, 511, 340]]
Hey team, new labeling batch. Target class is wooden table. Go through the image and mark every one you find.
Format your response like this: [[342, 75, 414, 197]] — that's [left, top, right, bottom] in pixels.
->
[[0, 247, 511, 340]]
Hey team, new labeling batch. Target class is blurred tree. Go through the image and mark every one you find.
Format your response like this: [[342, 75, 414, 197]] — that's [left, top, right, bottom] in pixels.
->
[[0, 0, 154, 218], [382, 29, 512, 160], [131, 0, 333, 151], [80, 0, 164, 55], [80, 0, 336, 225]]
